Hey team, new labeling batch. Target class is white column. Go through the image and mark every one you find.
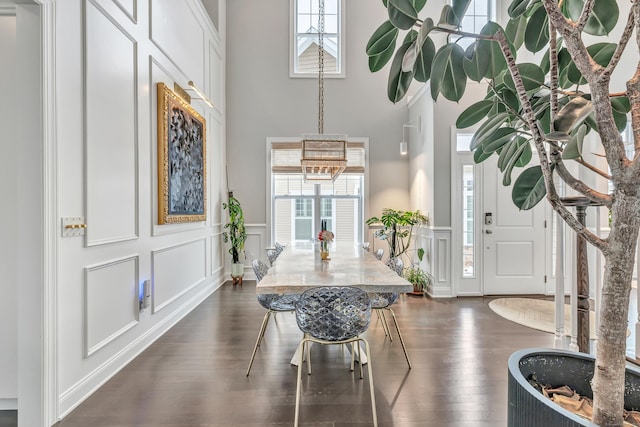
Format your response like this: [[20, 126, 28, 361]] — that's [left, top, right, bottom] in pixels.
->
[[554, 212, 565, 348]]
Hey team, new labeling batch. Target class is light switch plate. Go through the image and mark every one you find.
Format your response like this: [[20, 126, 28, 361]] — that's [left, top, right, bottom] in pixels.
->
[[62, 216, 86, 237]]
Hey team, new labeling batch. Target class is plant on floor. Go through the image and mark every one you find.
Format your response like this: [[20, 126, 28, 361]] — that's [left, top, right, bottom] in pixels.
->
[[366, 208, 429, 259], [367, 0, 638, 424], [403, 265, 433, 293], [223, 191, 246, 278]]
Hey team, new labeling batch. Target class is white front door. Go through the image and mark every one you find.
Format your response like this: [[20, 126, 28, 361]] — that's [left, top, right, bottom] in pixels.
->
[[482, 156, 547, 294]]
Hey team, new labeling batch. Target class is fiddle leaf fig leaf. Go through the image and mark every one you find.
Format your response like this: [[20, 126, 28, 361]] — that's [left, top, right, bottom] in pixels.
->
[[524, 5, 549, 53], [504, 63, 545, 92], [553, 96, 593, 134], [457, 99, 494, 128], [505, 15, 527, 51], [512, 165, 547, 210], [366, 21, 399, 57], [388, 0, 418, 30], [463, 42, 490, 82], [369, 44, 396, 72], [430, 43, 467, 101], [562, 0, 619, 36], [388, 41, 415, 103], [508, 0, 530, 18], [500, 136, 532, 186], [470, 112, 509, 150], [412, 0, 427, 12], [562, 124, 587, 160], [414, 35, 436, 82], [478, 22, 508, 79], [483, 127, 518, 153]]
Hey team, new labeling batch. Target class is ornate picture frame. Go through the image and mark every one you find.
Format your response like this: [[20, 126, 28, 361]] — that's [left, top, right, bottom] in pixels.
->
[[157, 82, 207, 224]]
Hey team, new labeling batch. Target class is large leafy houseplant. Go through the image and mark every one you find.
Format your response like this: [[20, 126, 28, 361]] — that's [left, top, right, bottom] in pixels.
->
[[222, 192, 246, 272], [366, 208, 428, 259], [367, 0, 639, 424]]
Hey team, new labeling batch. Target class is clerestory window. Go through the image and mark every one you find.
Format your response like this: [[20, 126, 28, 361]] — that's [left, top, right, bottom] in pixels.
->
[[290, 0, 345, 78]]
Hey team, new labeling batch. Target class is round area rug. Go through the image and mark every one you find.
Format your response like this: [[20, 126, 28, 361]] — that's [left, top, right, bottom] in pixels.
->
[[488, 298, 598, 339]]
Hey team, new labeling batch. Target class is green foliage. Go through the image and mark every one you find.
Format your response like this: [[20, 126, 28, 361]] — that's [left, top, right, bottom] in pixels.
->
[[366, 0, 622, 210], [403, 266, 433, 292], [366, 208, 429, 259], [222, 194, 246, 264]]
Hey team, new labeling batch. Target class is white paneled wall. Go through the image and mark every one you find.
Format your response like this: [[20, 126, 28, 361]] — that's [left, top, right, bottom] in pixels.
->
[[85, 1, 138, 246], [54, 0, 226, 418]]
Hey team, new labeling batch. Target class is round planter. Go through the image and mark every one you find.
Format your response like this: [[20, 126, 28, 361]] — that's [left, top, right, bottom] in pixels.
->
[[508, 348, 640, 426]]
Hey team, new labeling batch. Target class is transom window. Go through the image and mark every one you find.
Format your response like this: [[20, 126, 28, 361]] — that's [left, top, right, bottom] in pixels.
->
[[291, 0, 344, 77], [451, 0, 494, 50]]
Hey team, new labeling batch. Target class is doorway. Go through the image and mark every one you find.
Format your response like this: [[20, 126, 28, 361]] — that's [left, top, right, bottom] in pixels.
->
[[453, 131, 547, 296]]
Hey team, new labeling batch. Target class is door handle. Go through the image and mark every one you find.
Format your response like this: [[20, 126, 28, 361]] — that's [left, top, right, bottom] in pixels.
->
[[485, 229, 493, 234]]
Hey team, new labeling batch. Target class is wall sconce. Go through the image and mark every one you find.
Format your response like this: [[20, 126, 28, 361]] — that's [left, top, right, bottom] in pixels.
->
[[187, 80, 214, 109], [401, 124, 418, 155]]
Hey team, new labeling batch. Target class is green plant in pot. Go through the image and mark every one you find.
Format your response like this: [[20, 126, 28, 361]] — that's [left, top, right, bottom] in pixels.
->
[[223, 191, 246, 283], [367, 0, 640, 423], [366, 208, 429, 259], [403, 262, 433, 294]]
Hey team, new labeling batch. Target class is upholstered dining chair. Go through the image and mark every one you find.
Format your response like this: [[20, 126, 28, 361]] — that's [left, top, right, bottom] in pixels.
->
[[246, 259, 299, 376], [370, 257, 411, 368], [374, 248, 384, 260], [293, 286, 377, 427]]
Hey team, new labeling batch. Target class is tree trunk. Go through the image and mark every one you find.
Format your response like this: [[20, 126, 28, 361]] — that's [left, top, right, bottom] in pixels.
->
[[592, 191, 640, 426]]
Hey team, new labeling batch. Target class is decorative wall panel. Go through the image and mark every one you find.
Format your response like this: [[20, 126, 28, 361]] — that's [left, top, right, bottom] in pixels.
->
[[113, 0, 137, 23], [152, 238, 207, 312], [85, 2, 138, 246], [150, 0, 203, 85], [208, 40, 222, 113], [85, 256, 139, 356]]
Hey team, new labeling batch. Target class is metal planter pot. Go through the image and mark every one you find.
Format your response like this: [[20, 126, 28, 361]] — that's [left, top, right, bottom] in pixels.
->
[[508, 348, 640, 427]]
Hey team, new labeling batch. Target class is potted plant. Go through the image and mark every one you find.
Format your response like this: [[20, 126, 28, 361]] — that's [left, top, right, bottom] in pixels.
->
[[366, 208, 429, 259], [367, 0, 640, 423], [403, 265, 433, 296], [223, 191, 246, 285]]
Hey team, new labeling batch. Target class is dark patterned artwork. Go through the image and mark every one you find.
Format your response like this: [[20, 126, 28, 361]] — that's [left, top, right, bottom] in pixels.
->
[[157, 82, 207, 224]]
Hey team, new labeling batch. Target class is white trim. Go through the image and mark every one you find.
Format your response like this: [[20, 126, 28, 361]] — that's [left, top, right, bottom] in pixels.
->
[[289, 0, 345, 79], [0, 399, 17, 410], [35, 0, 59, 424]]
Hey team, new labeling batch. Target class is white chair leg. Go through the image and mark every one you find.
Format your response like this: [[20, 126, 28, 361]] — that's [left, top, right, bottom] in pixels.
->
[[387, 308, 411, 369], [246, 311, 272, 376], [362, 338, 377, 427], [294, 339, 307, 427]]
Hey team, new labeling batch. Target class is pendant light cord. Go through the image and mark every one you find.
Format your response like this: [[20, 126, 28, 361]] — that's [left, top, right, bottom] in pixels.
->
[[317, 0, 325, 135]]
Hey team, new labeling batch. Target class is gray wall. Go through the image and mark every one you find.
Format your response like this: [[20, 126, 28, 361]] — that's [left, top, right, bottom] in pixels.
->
[[226, 0, 411, 224]]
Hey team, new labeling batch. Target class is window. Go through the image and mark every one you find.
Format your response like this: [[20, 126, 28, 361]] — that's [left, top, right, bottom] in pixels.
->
[[270, 139, 365, 243], [291, 0, 344, 77], [451, 0, 494, 50]]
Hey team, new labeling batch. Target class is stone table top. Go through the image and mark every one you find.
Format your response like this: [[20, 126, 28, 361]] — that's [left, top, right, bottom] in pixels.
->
[[256, 241, 413, 295]]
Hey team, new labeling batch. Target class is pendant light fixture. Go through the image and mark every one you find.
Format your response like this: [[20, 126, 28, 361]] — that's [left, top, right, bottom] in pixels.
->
[[300, 0, 347, 182]]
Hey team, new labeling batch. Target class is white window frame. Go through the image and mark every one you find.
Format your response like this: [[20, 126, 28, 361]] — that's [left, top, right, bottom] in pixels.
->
[[266, 137, 369, 247], [289, 0, 346, 78]]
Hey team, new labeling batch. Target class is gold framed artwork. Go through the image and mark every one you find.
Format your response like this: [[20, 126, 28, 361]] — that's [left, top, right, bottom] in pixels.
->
[[157, 82, 207, 224]]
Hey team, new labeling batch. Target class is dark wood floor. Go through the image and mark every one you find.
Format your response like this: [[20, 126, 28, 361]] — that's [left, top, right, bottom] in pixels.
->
[[44, 281, 555, 427]]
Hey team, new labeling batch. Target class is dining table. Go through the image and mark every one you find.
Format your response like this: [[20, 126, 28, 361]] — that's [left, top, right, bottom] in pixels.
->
[[256, 241, 413, 366], [255, 241, 413, 295]]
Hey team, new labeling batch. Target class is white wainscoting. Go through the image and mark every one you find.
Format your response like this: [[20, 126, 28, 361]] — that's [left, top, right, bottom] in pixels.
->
[[113, 0, 137, 23], [84, 255, 139, 357], [211, 226, 224, 277], [152, 238, 207, 312], [149, 0, 203, 85], [240, 224, 268, 280], [424, 227, 453, 298], [85, 1, 138, 246]]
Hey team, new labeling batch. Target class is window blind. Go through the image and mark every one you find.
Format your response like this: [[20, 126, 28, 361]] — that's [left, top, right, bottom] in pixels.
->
[[271, 141, 365, 174]]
